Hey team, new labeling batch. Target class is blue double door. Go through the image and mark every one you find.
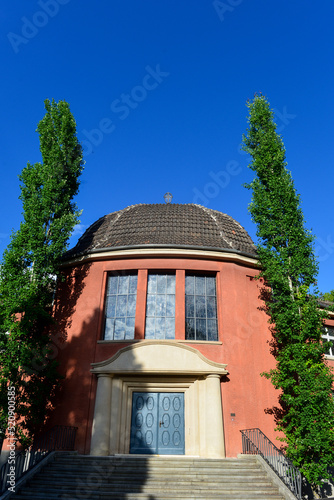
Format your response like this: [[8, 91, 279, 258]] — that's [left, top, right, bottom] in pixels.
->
[[130, 392, 185, 455]]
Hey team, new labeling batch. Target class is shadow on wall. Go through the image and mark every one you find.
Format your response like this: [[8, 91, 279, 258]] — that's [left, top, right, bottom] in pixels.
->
[[44, 267, 150, 498]]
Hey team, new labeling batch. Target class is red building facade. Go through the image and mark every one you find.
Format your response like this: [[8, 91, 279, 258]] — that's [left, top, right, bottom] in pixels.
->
[[49, 203, 334, 458]]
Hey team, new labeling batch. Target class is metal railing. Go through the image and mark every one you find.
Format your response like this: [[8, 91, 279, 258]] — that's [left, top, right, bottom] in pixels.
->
[[240, 428, 302, 500], [0, 425, 77, 494]]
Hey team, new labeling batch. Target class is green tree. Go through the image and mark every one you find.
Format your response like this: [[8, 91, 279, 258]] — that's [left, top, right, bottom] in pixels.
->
[[321, 290, 334, 302], [0, 99, 84, 447], [242, 94, 334, 486]]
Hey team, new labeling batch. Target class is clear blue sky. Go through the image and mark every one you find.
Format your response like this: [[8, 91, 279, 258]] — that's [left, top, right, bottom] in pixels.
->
[[1, 1, 333, 293]]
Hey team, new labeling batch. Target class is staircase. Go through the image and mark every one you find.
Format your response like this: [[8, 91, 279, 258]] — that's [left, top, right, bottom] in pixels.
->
[[10, 453, 289, 499]]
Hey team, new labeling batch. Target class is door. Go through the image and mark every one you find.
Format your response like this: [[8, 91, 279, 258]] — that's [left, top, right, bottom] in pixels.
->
[[130, 392, 185, 454]]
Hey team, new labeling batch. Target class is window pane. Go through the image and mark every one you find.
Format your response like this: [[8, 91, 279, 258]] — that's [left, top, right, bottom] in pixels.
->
[[195, 276, 205, 295], [114, 318, 126, 339], [107, 276, 118, 294], [104, 318, 114, 340], [167, 275, 176, 294], [196, 319, 206, 340], [195, 296, 206, 318], [186, 319, 195, 340], [155, 317, 165, 339], [207, 296, 217, 318], [118, 275, 129, 294], [116, 295, 127, 317], [185, 274, 218, 341], [104, 273, 137, 340], [166, 317, 175, 339], [166, 295, 175, 317], [185, 275, 194, 295], [206, 277, 216, 296], [146, 294, 156, 317], [127, 294, 137, 316], [157, 275, 166, 294], [185, 295, 195, 318], [129, 275, 138, 293], [145, 318, 155, 339], [106, 295, 116, 318], [156, 294, 166, 316], [145, 273, 175, 339], [125, 317, 135, 339], [207, 319, 218, 341], [147, 274, 157, 294]]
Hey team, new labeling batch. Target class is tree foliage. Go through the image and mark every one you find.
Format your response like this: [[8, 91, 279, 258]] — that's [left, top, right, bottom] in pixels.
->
[[321, 290, 334, 303], [242, 94, 334, 485], [0, 99, 84, 446]]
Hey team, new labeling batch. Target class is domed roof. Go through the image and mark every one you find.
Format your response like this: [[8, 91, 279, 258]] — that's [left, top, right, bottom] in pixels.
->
[[65, 204, 256, 259]]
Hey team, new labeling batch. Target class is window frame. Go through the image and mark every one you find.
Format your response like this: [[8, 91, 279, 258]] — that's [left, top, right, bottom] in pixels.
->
[[322, 326, 334, 358], [101, 267, 221, 343]]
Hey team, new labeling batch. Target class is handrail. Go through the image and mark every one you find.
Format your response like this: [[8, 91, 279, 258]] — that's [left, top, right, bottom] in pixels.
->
[[0, 425, 77, 495], [240, 428, 302, 500]]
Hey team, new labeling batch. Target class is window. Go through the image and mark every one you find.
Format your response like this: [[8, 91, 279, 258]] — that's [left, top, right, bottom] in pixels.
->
[[185, 274, 218, 341], [145, 273, 176, 339], [104, 273, 138, 340], [322, 327, 334, 357], [102, 270, 219, 342]]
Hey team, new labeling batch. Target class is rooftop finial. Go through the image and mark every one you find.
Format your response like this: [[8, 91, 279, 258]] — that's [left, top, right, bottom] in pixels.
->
[[164, 192, 173, 204]]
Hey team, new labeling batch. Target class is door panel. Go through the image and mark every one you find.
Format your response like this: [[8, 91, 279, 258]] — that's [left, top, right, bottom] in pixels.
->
[[158, 393, 184, 454], [130, 392, 184, 455]]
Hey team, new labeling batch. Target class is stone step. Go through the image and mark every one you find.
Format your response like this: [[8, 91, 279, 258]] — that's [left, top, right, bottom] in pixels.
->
[[9, 454, 286, 500]]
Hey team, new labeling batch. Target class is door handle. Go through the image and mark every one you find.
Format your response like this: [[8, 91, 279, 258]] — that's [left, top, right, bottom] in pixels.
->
[[159, 421, 162, 428]]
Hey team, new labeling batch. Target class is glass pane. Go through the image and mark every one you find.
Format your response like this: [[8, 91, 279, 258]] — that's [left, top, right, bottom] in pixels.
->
[[145, 318, 155, 339], [104, 318, 114, 340], [207, 296, 217, 318], [156, 294, 166, 317], [166, 275, 176, 294], [107, 276, 118, 294], [155, 317, 165, 339], [196, 319, 207, 340], [185, 295, 195, 318], [127, 294, 137, 316], [146, 294, 156, 317], [185, 319, 195, 340], [129, 275, 138, 293], [195, 296, 206, 318], [206, 277, 216, 296], [166, 295, 175, 317], [116, 295, 127, 317], [125, 317, 135, 339], [195, 276, 205, 295], [104, 273, 138, 340], [166, 317, 175, 339], [207, 319, 218, 341], [157, 275, 166, 294], [105, 295, 116, 318], [118, 275, 129, 294], [147, 274, 157, 294], [185, 275, 194, 295], [114, 318, 125, 339]]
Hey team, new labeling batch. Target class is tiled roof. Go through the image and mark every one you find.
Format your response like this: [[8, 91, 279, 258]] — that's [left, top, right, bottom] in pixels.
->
[[65, 204, 257, 259]]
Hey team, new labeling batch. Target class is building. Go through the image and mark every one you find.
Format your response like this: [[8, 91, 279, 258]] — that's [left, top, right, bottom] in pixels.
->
[[48, 203, 334, 459]]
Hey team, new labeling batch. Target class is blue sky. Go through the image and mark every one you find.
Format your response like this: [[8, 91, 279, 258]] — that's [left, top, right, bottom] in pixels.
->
[[1, 1, 334, 293]]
